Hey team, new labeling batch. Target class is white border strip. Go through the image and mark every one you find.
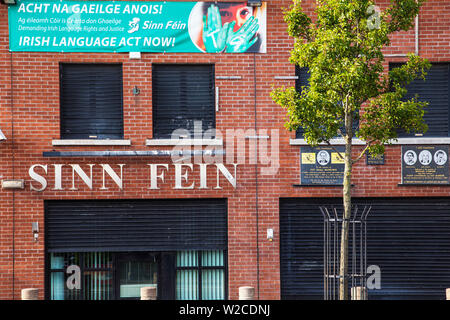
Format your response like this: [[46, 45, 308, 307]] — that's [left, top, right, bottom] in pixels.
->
[[146, 139, 223, 146], [290, 138, 450, 146], [52, 139, 131, 146], [290, 138, 365, 145], [274, 76, 298, 80]]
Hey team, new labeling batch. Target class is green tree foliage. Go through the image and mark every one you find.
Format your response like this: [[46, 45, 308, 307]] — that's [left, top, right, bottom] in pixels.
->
[[272, 0, 430, 299], [273, 0, 430, 154]]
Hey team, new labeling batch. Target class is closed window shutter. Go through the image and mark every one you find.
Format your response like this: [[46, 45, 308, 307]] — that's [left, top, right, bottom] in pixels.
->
[[294, 66, 358, 139], [60, 64, 123, 139], [295, 66, 309, 138], [153, 65, 215, 139], [391, 63, 450, 137], [45, 199, 227, 253], [280, 197, 450, 300]]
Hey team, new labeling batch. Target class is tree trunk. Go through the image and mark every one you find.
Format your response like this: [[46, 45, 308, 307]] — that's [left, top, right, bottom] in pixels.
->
[[339, 109, 353, 300]]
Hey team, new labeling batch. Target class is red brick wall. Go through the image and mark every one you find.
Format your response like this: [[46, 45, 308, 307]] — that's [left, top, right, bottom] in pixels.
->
[[0, 0, 449, 300]]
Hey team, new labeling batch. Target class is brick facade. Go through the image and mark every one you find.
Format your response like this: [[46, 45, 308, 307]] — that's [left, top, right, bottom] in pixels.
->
[[0, 0, 449, 300]]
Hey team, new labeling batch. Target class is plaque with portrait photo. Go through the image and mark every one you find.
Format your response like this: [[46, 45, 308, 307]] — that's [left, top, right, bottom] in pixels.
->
[[401, 145, 450, 185], [301, 146, 345, 185]]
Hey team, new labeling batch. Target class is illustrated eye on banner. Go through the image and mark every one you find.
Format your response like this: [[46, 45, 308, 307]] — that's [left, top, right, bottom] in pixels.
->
[[8, 0, 267, 53]]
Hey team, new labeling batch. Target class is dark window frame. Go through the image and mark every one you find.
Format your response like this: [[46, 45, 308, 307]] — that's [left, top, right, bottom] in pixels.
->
[[45, 250, 227, 300], [114, 252, 161, 300], [294, 66, 358, 139], [59, 63, 124, 140], [152, 64, 216, 139], [390, 62, 450, 138], [175, 250, 228, 300], [47, 252, 114, 300], [295, 66, 309, 139]]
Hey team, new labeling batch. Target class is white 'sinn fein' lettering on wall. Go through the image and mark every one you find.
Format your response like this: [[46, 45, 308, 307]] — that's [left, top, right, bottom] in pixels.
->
[[28, 163, 238, 192]]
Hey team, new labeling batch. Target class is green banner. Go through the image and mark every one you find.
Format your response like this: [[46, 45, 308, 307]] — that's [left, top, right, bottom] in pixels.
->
[[8, 0, 267, 53]]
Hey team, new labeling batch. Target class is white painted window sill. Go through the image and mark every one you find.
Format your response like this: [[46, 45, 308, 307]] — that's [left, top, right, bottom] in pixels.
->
[[146, 139, 223, 146], [52, 139, 131, 146], [289, 138, 365, 145], [290, 138, 450, 146], [387, 138, 450, 145]]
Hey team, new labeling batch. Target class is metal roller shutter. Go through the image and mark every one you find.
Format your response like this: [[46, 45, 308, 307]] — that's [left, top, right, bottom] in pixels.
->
[[391, 63, 450, 137], [45, 199, 227, 253], [280, 197, 450, 300], [60, 64, 124, 139], [152, 64, 215, 139], [294, 66, 358, 139], [295, 66, 309, 139]]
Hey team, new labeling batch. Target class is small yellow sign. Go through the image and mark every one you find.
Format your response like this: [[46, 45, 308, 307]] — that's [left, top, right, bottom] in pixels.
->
[[302, 153, 316, 164], [331, 153, 344, 164]]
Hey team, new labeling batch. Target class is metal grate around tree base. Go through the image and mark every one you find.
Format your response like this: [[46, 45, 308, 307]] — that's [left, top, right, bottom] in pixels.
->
[[319, 205, 371, 300]]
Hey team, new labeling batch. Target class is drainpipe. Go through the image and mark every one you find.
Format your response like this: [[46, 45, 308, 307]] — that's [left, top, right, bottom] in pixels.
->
[[385, 13, 420, 57], [253, 53, 260, 300], [415, 14, 419, 55], [10, 51, 16, 300]]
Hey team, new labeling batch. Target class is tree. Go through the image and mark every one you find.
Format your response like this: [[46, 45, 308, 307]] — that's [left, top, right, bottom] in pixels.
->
[[271, 0, 431, 300]]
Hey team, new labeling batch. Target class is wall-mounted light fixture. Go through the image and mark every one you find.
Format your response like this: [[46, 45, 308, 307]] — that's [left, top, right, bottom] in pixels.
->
[[32, 222, 39, 242], [247, 0, 262, 7], [129, 52, 141, 60], [0, 129, 6, 141], [1, 0, 17, 5], [1, 179, 24, 189], [133, 86, 141, 96], [267, 228, 274, 242]]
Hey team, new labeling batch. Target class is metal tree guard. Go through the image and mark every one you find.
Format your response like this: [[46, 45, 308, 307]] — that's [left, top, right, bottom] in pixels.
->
[[319, 205, 371, 300]]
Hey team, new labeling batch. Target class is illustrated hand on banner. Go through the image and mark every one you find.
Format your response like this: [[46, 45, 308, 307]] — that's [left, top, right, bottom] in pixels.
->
[[202, 4, 231, 53], [225, 16, 259, 53], [202, 4, 259, 53]]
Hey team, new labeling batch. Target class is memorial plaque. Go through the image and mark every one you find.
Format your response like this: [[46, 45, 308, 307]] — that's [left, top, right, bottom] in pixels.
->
[[301, 146, 345, 185], [401, 145, 449, 185], [366, 152, 385, 165]]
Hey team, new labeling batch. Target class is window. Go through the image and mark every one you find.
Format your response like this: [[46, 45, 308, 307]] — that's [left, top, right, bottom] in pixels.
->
[[118, 254, 158, 299], [60, 64, 123, 139], [48, 251, 226, 300], [295, 66, 358, 139], [176, 250, 226, 300], [49, 252, 160, 300], [295, 66, 310, 139], [152, 65, 215, 139], [391, 63, 450, 138], [49, 252, 113, 300]]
